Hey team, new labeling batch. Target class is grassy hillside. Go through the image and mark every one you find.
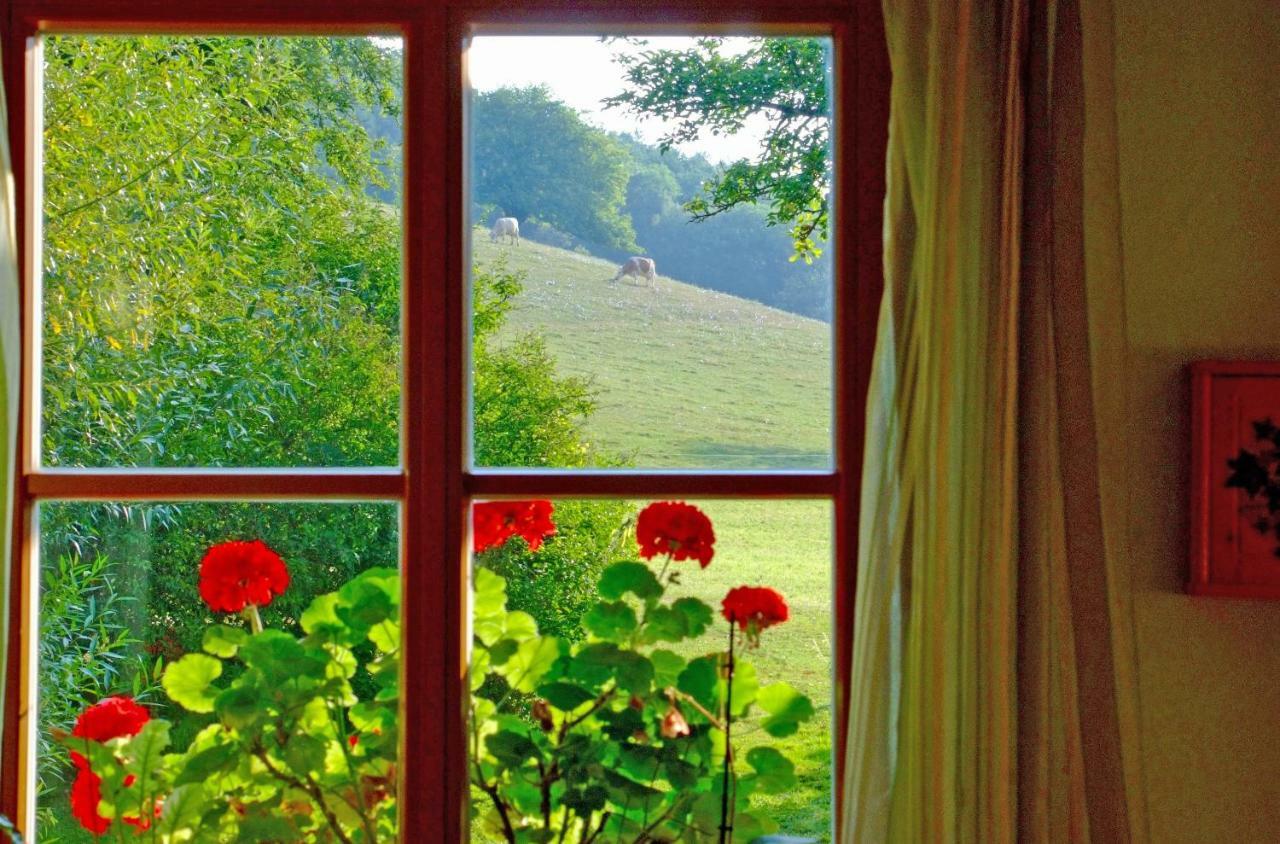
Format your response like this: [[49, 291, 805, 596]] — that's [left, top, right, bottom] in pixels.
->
[[474, 232, 833, 470], [473, 232, 836, 840]]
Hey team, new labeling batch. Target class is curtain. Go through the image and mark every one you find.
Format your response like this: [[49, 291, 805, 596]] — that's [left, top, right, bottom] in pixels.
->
[[841, 0, 1146, 841], [0, 35, 19, 819]]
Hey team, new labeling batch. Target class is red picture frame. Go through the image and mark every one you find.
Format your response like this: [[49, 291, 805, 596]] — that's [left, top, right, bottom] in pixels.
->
[[1189, 360, 1280, 599]]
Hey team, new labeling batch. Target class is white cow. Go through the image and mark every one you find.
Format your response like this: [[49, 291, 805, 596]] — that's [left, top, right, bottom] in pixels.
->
[[489, 217, 520, 245], [612, 256, 657, 286]]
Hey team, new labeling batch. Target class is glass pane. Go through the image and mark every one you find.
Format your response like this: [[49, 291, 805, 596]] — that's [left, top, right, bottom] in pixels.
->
[[468, 498, 832, 842], [35, 501, 400, 841], [41, 35, 404, 468], [467, 36, 834, 470]]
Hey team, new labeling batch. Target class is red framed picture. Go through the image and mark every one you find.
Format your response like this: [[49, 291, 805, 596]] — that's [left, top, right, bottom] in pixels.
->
[[1189, 361, 1280, 598]]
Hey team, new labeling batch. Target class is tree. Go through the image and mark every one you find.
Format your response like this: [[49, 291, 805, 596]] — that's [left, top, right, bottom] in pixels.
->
[[471, 86, 638, 252], [605, 37, 831, 260]]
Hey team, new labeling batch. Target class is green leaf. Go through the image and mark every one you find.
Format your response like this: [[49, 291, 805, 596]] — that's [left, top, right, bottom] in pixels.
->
[[299, 593, 342, 635], [537, 681, 595, 711], [649, 649, 686, 687], [677, 656, 718, 711], [598, 561, 662, 602], [214, 686, 264, 730], [569, 642, 652, 693], [367, 618, 399, 652], [745, 746, 797, 794], [174, 742, 240, 786], [473, 567, 508, 618], [283, 734, 327, 774], [671, 597, 713, 637], [505, 635, 560, 694], [724, 659, 759, 716], [583, 600, 637, 641], [486, 729, 540, 768], [164, 653, 222, 713], [239, 630, 327, 684], [202, 624, 248, 658], [642, 606, 688, 643], [757, 681, 817, 737]]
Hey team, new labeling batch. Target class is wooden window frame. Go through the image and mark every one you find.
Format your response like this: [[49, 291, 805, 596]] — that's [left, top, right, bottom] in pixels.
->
[[0, 0, 887, 839]]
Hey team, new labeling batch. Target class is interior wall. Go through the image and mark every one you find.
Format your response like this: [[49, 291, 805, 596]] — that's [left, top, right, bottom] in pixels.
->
[[1110, 0, 1280, 839]]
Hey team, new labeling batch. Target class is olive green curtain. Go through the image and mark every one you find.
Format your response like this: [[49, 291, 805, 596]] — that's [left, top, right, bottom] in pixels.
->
[[841, 0, 1147, 840], [0, 37, 19, 813]]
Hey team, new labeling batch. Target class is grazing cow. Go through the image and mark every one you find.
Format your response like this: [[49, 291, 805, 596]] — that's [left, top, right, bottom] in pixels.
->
[[489, 217, 520, 245], [612, 256, 657, 286]]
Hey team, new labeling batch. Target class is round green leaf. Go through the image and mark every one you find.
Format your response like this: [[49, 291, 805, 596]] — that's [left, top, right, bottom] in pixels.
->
[[163, 653, 222, 713], [598, 561, 662, 602]]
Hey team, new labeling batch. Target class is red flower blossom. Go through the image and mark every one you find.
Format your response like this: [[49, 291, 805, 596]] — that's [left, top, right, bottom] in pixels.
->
[[72, 696, 151, 746], [721, 586, 790, 642], [198, 539, 290, 613], [472, 500, 556, 553], [636, 502, 716, 568], [71, 762, 111, 835], [68, 697, 151, 834]]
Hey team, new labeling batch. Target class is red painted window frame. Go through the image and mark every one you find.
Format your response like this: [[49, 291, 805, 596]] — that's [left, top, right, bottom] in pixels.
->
[[0, 0, 887, 838]]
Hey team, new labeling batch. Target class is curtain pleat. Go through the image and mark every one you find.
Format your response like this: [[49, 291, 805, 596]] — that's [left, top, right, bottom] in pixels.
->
[[842, 1, 1024, 840], [844, 0, 1146, 841]]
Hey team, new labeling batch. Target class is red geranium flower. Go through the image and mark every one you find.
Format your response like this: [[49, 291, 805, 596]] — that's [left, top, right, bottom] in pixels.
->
[[68, 697, 151, 834], [636, 502, 716, 568], [473, 500, 556, 553], [198, 539, 290, 613], [721, 586, 790, 643], [71, 762, 111, 835]]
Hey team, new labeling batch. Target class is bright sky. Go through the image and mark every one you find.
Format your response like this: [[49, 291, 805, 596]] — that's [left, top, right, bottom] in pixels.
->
[[466, 36, 771, 164]]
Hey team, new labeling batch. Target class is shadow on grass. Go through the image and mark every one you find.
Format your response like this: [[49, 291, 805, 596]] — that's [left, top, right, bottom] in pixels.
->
[[679, 440, 831, 470]]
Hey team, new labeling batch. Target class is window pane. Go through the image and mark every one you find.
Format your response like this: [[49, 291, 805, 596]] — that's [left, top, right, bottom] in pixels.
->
[[469, 498, 832, 841], [41, 35, 404, 468], [467, 36, 834, 470], [36, 501, 400, 840]]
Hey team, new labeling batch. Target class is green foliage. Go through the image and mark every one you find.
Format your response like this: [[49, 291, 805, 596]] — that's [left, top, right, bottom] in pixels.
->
[[42, 34, 402, 469], [471, 86, 638, 253], [606, 37, 832, 261], [58, 567, 400, 842], [470, 557, 814, 842], [37, 554, 162, 791]]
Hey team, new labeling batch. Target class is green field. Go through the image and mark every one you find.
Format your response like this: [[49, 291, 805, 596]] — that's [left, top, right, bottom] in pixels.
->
[[475, 233, 836, 841], [475, 234, 834, 471]]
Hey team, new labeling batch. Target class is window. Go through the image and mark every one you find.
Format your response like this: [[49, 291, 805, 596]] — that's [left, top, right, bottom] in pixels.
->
[[0, 2, 888, 841]]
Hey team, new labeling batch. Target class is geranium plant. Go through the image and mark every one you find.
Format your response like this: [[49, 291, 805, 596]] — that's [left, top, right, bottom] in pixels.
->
[[54, 500, 812, 843], [470, 501, 814, 843], [57, 540, 399, 842]]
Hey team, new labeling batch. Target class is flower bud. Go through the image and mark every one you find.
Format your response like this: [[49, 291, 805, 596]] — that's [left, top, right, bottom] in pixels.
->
[[660, 705, 691, 739]]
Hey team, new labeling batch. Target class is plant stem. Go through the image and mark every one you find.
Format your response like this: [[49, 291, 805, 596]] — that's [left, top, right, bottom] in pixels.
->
[[719, 619, 736, 844], [252, 746, 353, 844], [243, 604, 264, 634], [474, 764, 518, 844]]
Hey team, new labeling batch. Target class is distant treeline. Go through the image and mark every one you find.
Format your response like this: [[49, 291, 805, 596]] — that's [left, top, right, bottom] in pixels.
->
[[363, 85, 832, 321]]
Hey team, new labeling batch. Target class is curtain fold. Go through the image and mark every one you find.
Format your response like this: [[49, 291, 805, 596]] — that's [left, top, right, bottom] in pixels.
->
[[0, 34, 19, 813], [842, 0, 1146, 840]]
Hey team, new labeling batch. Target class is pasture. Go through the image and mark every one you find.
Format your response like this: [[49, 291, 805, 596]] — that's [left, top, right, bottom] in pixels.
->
[[474, 233, 836, 840], [474, 233, 834, 471]]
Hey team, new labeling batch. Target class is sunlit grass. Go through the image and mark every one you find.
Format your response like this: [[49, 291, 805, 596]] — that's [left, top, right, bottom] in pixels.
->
[[474, 232, 833, 471]]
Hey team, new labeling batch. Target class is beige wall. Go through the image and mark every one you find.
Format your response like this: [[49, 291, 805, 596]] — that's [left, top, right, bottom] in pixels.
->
[[1110, 0, 1280, 839]]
